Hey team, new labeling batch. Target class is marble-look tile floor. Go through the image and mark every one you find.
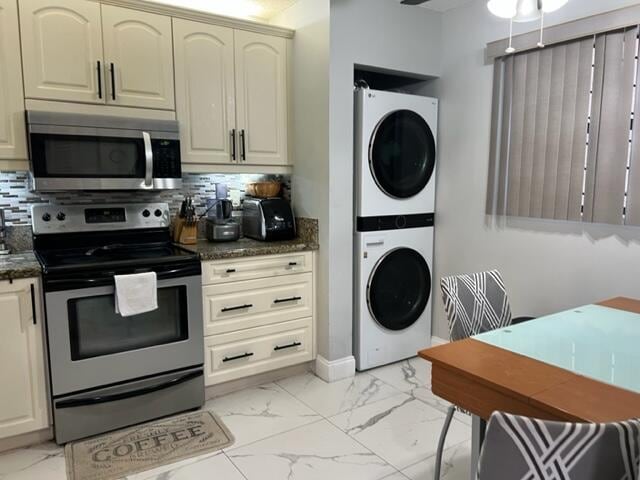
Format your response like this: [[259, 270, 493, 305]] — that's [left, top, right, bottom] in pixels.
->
[[0, 357, 472, 480]]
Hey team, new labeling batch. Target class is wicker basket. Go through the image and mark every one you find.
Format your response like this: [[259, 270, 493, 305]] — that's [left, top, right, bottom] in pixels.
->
[[245, 181, 281, 198]]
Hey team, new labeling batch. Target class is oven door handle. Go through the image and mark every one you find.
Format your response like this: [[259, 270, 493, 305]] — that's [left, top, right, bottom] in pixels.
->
[[142, 131, 153, 188], [45, 266, 200, 288], [55, 370, 202, 409]]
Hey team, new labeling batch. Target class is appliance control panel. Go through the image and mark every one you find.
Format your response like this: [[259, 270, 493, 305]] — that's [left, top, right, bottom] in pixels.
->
[[32, 203, 171, 235]]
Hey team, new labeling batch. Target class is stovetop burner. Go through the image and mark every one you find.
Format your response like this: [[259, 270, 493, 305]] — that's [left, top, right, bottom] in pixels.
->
[[31, 203, 200, 275], [36, 242, 195, 270]]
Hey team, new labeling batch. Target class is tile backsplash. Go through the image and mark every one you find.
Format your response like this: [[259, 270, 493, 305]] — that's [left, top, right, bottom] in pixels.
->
[[0, 171, 291, 226]]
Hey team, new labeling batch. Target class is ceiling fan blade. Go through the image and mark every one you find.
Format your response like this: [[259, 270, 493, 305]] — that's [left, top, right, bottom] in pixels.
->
[[400, 0, 430, 5]]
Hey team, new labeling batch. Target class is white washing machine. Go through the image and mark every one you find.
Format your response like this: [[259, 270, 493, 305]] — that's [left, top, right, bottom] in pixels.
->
[[354, 221, 433, 371], [354, 88, 438, 218]]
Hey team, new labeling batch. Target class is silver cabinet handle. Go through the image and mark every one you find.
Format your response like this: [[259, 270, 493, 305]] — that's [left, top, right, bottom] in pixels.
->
[[142, 131, 153, 188]]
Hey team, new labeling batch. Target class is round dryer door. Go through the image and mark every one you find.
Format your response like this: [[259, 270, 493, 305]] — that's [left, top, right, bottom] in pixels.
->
[[367, 247, 431, 331], [369, 109, 436, 199]]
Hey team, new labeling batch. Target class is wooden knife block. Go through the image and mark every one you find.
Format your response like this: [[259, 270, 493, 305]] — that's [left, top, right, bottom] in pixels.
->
[[172, 217, 185, 242], [172, 216, 197, 245], [178, 222, 197, 245]]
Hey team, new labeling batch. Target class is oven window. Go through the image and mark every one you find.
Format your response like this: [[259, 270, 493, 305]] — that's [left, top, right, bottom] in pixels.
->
[[68, 286, 188, 360], [30, 133, 145, 178]]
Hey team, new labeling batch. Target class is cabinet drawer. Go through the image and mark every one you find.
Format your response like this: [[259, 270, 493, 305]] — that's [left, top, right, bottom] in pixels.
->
[[204, 273, 312, 336], [202, 252, 312, 285], [204, 318, 312, 386]]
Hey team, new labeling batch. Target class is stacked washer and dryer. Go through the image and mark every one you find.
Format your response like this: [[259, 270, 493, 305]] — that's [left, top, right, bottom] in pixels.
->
[[353, 87, 437, 371]]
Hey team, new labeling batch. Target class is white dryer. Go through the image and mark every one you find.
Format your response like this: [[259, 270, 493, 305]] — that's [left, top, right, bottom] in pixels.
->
[[354, 219, 433, 371], [354, 88, 438, 218]]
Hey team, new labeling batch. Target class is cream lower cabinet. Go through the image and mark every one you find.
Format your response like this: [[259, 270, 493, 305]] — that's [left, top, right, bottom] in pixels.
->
[[202, 252, 314, 386], [0, 0, 27, 161], [0, 278, 49, 440]]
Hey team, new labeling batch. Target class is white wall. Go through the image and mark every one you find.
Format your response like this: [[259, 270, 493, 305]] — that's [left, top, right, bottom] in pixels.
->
[[275, 0, 442, 363], [433, 0, 640, 338], [271, 1, 332, 357], [327, 0, 442, 360]]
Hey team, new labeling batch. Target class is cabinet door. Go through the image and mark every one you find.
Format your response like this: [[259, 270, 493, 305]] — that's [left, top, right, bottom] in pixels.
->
[[19, 0, 104, 104], [102, 5, 174, 110], [0, 279, 48, 439], [0, 0, 27, 160], [234, 30, 288, 165], [173, 19, 235, 165]]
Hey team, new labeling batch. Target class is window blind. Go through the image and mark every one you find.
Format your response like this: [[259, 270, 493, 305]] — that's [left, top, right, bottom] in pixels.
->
[[584, 27, 638, 225], [488, 26, 640, 226]]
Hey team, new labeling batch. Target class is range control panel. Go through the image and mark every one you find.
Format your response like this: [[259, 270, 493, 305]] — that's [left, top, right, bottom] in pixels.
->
[[31, 203, 170, 235]]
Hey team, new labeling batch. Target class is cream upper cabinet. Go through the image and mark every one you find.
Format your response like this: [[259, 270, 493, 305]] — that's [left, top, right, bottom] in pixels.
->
[[0, 0, 27, 160], [102, 5, 174, 110], [173, 19, 235, 164], [19, 0, 104, 104], [234, 30, 288, 166], [0, 279, 48, 439]]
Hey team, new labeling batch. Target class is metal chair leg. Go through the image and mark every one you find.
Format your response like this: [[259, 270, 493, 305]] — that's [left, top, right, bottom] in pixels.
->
[[434, 405, 456, 480]]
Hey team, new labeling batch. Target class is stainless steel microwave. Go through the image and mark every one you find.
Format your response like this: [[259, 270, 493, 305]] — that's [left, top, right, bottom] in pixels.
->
[[26, 111, 182, 191]]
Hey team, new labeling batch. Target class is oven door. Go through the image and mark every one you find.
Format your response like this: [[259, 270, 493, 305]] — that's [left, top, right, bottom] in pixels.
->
[[28, 124, 181, 191], [45, 274, 203, 396]]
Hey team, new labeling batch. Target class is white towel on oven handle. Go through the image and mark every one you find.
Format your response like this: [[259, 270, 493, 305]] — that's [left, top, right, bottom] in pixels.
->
[[114, 271, 158, 317]]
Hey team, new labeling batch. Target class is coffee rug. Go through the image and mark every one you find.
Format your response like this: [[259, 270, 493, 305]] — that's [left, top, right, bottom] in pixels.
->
[[65, 411, 234, 480]]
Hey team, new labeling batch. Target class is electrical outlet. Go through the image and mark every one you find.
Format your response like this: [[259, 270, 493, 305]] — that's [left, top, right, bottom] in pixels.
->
[[230, 189, 241, 208]]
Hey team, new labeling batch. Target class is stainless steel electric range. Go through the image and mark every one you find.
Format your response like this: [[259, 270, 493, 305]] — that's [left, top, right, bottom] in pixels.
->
[[32, 203, 204, 444]]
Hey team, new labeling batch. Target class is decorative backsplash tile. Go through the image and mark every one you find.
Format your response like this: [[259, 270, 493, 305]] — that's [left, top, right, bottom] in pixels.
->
[[0, 171, 291, 226]]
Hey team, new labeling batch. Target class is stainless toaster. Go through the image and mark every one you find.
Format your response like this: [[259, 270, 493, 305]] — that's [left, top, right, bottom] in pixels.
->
[[242, 198, 296, 241]]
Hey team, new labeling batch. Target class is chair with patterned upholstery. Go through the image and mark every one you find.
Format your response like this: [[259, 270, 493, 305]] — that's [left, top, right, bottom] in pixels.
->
[[478, 411, 640, 480], [433, 269, 534, 479]]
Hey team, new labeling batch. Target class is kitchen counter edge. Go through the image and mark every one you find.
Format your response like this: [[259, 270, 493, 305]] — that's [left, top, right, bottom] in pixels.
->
[[181, 238, 319, 261], [0, 253, 42, 281]]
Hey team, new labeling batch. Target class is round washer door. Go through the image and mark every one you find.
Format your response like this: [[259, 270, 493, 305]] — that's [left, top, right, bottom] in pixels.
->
[[367, 247, 431, 331], [369, 109, 436, 199]]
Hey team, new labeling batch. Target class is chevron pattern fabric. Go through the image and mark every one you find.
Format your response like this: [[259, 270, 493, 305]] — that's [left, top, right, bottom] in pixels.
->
[[478, 412, 640, 480], [440, 270, 512, 341]]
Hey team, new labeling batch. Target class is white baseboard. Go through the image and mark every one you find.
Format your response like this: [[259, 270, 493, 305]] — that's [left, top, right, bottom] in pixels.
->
[[431, 335, 449, 346], [0, 427, 53, 453], [314, 354, 356, 382]]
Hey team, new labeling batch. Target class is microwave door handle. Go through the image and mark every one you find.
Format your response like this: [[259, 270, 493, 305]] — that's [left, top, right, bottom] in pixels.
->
[[142, 131, 153, 188]]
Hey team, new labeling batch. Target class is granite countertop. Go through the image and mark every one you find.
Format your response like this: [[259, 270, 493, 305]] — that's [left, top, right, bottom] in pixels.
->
[[0, 218, 319, 275], [182, 236, 319, 261], [182, 217, 319, 261], [0, 252, 42, 281]]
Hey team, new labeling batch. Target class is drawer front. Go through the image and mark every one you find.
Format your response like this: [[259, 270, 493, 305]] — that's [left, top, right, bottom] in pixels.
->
[[204, 273, 312, 336], [205, 318, 312, 386], [202, 252, 312, 285]]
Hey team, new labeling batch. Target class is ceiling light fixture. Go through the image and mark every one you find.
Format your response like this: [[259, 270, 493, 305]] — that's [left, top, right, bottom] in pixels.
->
[[487, 0, 569, 53], [488, 0, 568, 22]]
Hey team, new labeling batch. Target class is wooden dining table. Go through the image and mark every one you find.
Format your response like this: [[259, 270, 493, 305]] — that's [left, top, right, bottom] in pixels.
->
[[418, 297, 640, 479]]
